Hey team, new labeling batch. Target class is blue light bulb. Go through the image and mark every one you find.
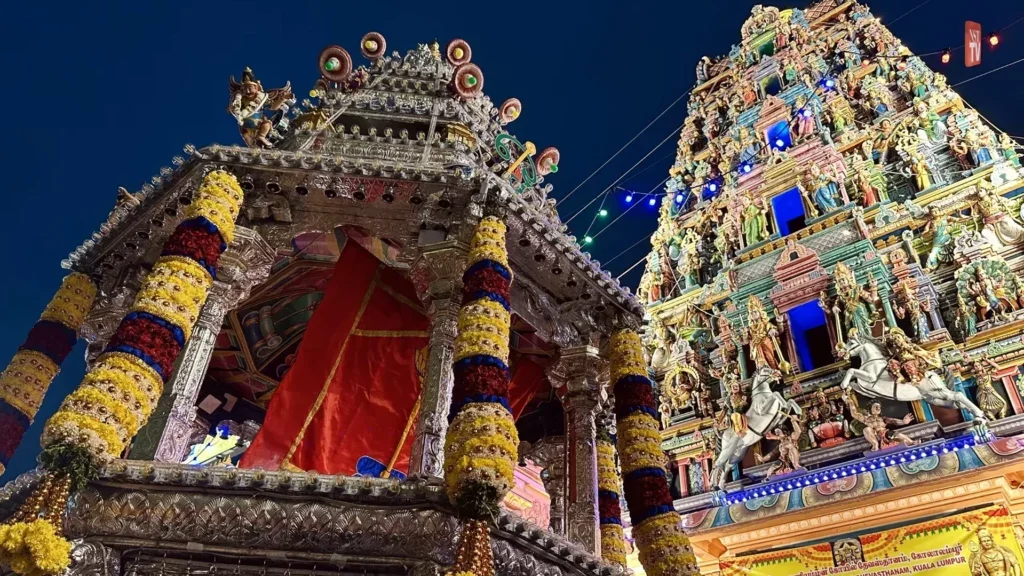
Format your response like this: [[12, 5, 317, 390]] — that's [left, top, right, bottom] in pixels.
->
[[625, 194, 633, 203]]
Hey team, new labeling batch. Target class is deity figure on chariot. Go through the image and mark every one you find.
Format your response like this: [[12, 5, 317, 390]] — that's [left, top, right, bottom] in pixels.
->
[[228, 68, 294, 148], [743, 295, 791, 374]]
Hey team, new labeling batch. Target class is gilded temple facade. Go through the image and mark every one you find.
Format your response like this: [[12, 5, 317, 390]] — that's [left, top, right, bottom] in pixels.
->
[[641, 0, 1024, 574]]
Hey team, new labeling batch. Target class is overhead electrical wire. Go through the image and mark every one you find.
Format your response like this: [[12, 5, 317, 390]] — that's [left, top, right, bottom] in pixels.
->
[[556, 90, 691, 206], [563, 125, 682, 224], [886, 0, 934, 26], [952, 57, 1024, 87], [591, 177, 670, 241]]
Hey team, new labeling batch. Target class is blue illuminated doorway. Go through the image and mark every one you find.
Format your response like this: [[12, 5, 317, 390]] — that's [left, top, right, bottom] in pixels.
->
[[771, 187, 807, 237], [787, 301, 833, 372]]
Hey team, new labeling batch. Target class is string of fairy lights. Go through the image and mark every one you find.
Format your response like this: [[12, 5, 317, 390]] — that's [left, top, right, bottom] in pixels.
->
[[557, 8, 1024, 285]]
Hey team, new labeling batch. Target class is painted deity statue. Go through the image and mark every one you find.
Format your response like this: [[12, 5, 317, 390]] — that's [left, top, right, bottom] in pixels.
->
[[968, 528, 1022, 576], [744, 295, 791, 374], [830, 262, 879, 339], [801, 164, 843, 214], [792, 95, 817, 140], [844, 392, 917, 452], [956, 292, 979, 338], [923, 211, 954, 270], [754, 414, 803, 478], [894, 282, 931, 342], [228, 68, 294, 148], [913, 99, 946, 143], [740, 193, 770, 247], [969, 356, 1009, 421], [805, 391, 850, 448], [966, 129, 995, 166], [904, 147, 933, 191], [851, 152, 882, 207], [885, 327, 942, 385], [999, 133, 1021, 167], [976, 186, 1024, 248], [967, 266, 1015, 320], [678, 228, 702, 289]]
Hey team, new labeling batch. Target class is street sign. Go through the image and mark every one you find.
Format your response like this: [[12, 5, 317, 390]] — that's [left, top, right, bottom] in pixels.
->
[[966, 21, 982, 67]]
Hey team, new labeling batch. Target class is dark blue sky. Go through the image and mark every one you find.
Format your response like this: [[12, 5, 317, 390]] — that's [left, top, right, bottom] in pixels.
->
[[1, 0, 1022, 477]]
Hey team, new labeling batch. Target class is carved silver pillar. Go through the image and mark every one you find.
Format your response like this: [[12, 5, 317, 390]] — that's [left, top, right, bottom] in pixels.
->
[[548, 346, 607, 555], [526, 435, 567, 536], [129, 282, 245, 462], [409, 240, 468, 478]]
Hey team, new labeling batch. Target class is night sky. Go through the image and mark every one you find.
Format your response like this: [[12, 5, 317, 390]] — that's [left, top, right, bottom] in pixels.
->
[[1, 0, 1022, 477]]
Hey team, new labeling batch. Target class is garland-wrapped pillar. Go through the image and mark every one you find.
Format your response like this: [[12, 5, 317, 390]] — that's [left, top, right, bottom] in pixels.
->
[[0, 170, 243, 576], [596, 416, 627, 568], [443, 215, 518, 576], [0, 273, 97, 476], [610, 330, 698, 576]]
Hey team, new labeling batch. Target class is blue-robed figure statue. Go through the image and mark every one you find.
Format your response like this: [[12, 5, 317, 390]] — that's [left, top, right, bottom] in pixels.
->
[[803, 163, 842, 214]]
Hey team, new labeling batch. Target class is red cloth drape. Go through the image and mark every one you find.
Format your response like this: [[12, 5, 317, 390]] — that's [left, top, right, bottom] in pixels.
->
[[508, 356, 547, 420], [240, 241, 429, 477]]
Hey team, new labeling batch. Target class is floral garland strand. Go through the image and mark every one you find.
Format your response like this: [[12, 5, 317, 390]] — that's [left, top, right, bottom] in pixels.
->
[[0, 273, 97, 476], [0, 170, 243, 576], [443, 215, 518, 576], [597, 426, 628, 568], [610, 330, 698, 576]]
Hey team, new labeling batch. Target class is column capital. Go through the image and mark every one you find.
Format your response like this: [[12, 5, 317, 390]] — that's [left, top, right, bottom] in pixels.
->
[[408, 240, 469, 478], [216, 226, 275, 294], [548, 345, 609, 402], [412, 240, 470, 303]]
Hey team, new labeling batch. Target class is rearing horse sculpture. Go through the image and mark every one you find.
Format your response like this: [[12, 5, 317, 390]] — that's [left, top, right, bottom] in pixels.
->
[[839, 331, 987, 422], [710, 365, 802, 490]]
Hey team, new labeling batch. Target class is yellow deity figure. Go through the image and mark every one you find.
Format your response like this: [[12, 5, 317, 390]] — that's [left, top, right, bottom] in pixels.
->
[[970, 357, 1009, 421], [744, 295, 791, 374], [968, 528, 1022, 576]]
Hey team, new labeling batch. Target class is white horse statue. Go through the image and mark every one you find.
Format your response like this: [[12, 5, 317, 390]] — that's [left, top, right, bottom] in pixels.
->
[[839, 331, 987, 423], [710, 365, 802, 490]]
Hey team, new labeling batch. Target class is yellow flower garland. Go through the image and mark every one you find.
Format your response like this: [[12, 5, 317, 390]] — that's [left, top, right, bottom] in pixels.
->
[[610, 330, 699, 576], [596, 436, 628, 567], [0, 351, 59, 417], [0, 520, 71, 576], [43, 412, 124, 460], [38, 273, 97, 330]]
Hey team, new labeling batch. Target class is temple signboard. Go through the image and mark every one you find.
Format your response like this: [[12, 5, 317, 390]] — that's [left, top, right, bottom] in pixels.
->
[[720, 505, 1024, 575]]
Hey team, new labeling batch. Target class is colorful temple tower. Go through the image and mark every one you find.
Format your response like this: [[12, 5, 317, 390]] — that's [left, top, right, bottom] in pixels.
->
[[642, 1, 1024, 574]]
